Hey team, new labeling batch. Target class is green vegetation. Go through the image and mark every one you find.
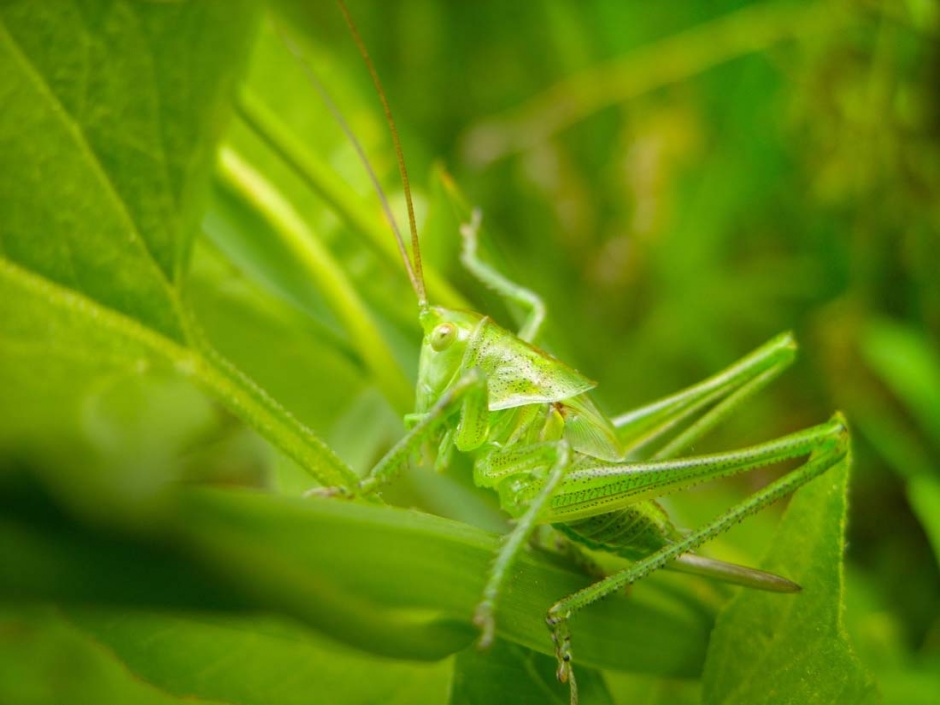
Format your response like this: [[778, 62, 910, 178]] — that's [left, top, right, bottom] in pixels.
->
[[1, 1, 936, 703]]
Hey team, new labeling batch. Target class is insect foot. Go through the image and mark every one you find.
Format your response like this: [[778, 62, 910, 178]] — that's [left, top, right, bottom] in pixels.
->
[[303, 485, 355, 500], [472, 600, 496, 649], [546, 608, 580, 705]]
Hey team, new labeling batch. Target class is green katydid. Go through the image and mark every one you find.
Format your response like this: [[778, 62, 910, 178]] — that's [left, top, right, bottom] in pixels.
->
[[305, 3, 851, 702]]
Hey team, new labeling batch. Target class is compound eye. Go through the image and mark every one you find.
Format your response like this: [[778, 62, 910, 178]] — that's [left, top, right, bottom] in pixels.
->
[[430, 323, 457, 351]]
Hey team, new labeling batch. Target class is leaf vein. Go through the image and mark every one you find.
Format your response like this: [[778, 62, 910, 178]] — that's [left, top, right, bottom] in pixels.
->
[[0, 15, 179, 302]]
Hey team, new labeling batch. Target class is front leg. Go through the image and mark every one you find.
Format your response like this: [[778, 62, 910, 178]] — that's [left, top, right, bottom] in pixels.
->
[[306, 369, 487, 499], [473, 440, 571, 648]]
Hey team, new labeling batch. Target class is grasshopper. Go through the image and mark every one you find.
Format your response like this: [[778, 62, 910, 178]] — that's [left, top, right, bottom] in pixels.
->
[[310, 3, 851, 702]]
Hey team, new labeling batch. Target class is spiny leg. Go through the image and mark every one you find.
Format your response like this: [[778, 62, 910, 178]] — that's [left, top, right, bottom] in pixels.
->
[[546, 416, 847, 524], [546, 415, 850, 690], [305, 368, 485, 498], [459, 209, 546, 343], [613, 332, 796, 458], [474, 440, 571, 648], [652, 364, 787, 461]]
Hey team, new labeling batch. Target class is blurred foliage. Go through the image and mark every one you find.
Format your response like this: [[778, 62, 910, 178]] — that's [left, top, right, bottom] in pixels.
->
[[1, 0, 938, 703]]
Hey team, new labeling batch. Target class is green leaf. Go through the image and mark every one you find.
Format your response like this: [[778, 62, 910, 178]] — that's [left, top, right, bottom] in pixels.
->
[[450, 639, 612, 705], [858, 320, 940, 562], [185, 240, 372, 447], [862, 319, 940, 451], [214, 145, 414, 413], [0, 477, 712, 677], [907, 474, 940, 566], [0, 0, 361, 489], [65, 610, 453, 705], [0, 607, 224, 705], [0, 0, 257, 339], [701, 459, 879, 704]]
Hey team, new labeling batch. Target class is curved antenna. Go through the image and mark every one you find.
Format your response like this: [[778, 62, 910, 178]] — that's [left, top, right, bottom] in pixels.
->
[[277, 25, 426, 306], [336, 0, 426, 307]]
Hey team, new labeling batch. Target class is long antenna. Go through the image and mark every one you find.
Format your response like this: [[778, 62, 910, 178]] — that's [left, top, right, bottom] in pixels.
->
[[277, 25, 426, 306], [335, 0, 426, 307]]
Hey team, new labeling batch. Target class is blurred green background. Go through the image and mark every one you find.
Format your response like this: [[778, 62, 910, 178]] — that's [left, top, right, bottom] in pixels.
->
[[1, 0, 938, 703]]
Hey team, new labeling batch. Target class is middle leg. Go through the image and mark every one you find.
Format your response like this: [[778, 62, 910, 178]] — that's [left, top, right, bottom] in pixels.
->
[[473, 439, 571, 648]]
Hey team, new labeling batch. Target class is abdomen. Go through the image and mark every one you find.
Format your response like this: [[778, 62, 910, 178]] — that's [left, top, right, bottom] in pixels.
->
[[554, 500, 682, 561]]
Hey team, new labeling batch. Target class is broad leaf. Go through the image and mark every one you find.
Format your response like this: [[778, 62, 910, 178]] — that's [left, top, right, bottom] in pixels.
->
[[702, 459, 879, 703], [450, 639, 613, 705], [66, 610, 452, 705], [0, 0, 256, 339], [0, 0, 360, 489], [0, 477, 712, 676], [0, 607, 224, 705]]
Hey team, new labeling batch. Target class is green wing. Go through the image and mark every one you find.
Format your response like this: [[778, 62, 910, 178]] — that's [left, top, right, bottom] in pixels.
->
[[559, 395, 623, 461], [463, 317, 596, 411]]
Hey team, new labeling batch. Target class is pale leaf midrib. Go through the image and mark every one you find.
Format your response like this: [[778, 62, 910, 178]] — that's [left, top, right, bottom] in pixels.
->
[[0, 256, 358, 489]]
